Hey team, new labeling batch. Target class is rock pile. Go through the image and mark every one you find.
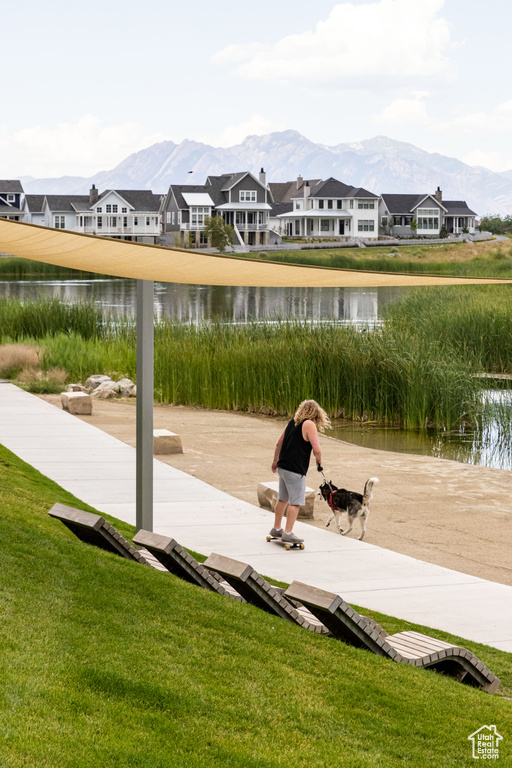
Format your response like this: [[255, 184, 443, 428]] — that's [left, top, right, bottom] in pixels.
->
[[64, 375, 136, 399]]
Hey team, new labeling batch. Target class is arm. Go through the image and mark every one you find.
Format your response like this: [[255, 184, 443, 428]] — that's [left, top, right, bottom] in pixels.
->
[[302, 420, 322, 467], [272, 429, 285, 473]]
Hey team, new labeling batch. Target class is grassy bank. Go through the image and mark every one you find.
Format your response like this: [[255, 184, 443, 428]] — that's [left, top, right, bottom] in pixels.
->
[[249, 238, 512, 278], [0, 443, 510, 767]]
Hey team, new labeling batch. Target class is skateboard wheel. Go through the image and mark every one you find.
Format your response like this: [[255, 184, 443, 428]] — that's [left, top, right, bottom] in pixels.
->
[[284, 543, 290, 551], [266, 536, 271, 542], [300, 543, 305, 550]]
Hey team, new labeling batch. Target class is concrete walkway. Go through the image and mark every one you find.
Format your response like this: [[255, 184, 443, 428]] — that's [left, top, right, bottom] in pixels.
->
[[1, 382, 511, 653]]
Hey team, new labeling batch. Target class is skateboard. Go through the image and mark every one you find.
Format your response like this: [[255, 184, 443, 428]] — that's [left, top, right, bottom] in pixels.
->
[[266, 535, 305, 551]]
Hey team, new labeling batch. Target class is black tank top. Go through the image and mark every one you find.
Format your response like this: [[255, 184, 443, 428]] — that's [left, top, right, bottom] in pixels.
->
[[277, 419, 312, 476]]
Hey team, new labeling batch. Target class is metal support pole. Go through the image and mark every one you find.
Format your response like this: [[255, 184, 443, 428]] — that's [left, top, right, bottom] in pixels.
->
[[136, 279, 154, 532]]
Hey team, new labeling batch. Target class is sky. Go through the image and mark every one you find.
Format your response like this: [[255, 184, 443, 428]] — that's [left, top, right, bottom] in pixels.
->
[[2, 0, 511, 179]]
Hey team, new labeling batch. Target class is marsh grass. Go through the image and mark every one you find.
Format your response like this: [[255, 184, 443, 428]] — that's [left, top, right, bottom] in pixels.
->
[[385, 285, 512, 372], [0, 257, 103, 279], [0, 443, 510, 767], [0, 297, 107, 340], [0, 297, 484, 428]]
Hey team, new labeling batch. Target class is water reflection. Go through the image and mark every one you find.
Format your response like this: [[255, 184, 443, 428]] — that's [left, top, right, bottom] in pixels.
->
[[0, 278, 407, 326], [331, 388, 512, 470]]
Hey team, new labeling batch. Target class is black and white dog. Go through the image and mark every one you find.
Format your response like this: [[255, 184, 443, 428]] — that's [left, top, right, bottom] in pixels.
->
[[318, 477, 379, 540]]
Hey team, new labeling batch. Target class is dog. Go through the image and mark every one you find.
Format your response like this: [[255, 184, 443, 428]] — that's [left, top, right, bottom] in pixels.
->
[[318, 477, 379, 540]]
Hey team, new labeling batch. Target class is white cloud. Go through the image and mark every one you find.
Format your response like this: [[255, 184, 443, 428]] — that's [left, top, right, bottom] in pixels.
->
[[461, 149, 504, 172], [373, 92, 430, 125], [213, 0, 454, 88], [200, 114, 287, 148], [0, 116, 165, 178]]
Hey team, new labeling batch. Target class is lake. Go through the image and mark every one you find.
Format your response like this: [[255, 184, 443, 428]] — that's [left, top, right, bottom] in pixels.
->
[[1, 276, 510, 471]]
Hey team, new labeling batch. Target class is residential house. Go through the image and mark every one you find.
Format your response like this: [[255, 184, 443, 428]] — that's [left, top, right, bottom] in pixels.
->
[[272, 177, 380, 240], [0, 180, 25, 221], [23, 186, 162, 243], [380, 188, 477, 238], [160, 170, 272, 247]]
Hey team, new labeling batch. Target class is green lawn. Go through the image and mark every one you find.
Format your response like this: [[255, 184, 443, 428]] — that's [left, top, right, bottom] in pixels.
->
[[0, 443, 510, 767]]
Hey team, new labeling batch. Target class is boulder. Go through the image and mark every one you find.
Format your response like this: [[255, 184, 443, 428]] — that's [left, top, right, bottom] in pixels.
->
[[257, 480, 315, 520], [85, 374, 113, 390], [61, 391, 92, 415], [117, 378, 136, 397], [66, 383, 88, 393], [153, 429, 183, 455], [91, 380, 120, 399]]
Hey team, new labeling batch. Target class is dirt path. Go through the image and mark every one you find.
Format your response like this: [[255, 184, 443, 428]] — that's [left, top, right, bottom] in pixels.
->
[[41, 396, 512, 586]]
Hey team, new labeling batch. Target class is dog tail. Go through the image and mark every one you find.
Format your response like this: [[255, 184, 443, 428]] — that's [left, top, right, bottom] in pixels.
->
[[363, 477, 379, 503]]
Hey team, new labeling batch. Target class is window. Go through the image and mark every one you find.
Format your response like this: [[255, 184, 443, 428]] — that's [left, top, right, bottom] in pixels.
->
[[295, 220, 300, 235], [295, 200, 303, 210], [337, 200, 342, 209], [97, 207, 102, 213], [357, 200, 375, 209], [357, 220, 375, 232], [349, 199, 354, 209], [113, 205, 118, 213], [54, 216, 65, 229], [239, 190, 256, 202], [166, 212, 171, 224], [327, 200, 333, 209], [123, 217, 128, 227], [320, 219, 330, 232], [106, 204, 112, 213], [318, 199, 324, 209], [417, 208, 439, 230], [146, 217, 150, 226], [97, 216, 103, 228], [111, 216, 117, 227], [172, 211, 175, 225], [134, 217, 139, 226], [122, 207, 127, 213], [7, 194, 15, 202], [191, 206, 210, 227]]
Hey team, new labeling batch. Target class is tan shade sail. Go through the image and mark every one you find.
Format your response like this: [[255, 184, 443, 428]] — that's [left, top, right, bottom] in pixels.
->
[[0, 218, 511, 288]]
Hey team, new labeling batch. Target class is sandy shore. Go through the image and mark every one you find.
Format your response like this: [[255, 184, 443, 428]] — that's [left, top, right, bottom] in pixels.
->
[[40, 396, 512, 587]]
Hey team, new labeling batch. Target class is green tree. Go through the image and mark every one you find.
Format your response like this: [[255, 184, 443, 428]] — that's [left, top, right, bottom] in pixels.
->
[[479, 215, 512, 235], [203, 216, 235, 253]]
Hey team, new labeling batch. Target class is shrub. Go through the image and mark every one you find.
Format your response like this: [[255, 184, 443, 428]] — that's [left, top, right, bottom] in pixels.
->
[[0, 343, 41, 378]]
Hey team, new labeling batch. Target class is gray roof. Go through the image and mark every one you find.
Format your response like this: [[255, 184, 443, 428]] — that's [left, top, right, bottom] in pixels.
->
[[0, 180, 24, 194], [381, 193, 476, 217], [95, 190, 161, 212], [443, 200, 477, 216], [45, 195, 90, 212], [293, 177, 378, 200], [0, 204, 23, 214], [270, 202, 293, 216], [269, 179, 322, 203], [168, 172, 268, 211], [381, 194, 432, 213], [25, 195, 46, 213]]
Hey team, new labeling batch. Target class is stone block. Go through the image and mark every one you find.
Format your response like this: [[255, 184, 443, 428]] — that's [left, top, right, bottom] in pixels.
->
[[153, 429, 183, 455], [257, 480, 315, 519], [61, 391, 92, 415]]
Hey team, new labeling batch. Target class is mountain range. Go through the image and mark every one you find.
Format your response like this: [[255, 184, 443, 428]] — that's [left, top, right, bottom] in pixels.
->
[[20, 130, 512, 216]]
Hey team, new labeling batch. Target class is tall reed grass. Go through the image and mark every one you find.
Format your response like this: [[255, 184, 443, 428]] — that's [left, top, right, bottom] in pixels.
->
[[0, 297, 481, 429], [385, 285, 512, 372], [0, 297, 108, 341]]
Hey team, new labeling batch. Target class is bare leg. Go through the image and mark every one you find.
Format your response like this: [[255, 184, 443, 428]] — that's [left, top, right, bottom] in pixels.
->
[[273, 499, 288, 531], [284, 504, 299, 533]]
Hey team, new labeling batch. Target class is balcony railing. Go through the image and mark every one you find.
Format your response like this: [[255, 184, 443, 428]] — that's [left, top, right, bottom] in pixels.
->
[[79, 225, 160, 236]]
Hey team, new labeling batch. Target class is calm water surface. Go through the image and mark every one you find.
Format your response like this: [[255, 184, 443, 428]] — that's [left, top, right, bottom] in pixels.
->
[[1, 277, 511, 471]]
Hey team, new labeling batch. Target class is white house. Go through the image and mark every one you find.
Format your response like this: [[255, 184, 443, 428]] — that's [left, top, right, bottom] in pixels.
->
[[271, 177, 380, 241], [23, 186, 162, 243]]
